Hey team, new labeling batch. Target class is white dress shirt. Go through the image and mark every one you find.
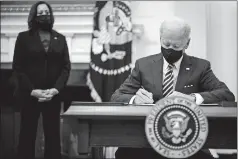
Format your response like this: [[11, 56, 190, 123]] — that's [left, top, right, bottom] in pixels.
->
[[129, 56, 204, 105]]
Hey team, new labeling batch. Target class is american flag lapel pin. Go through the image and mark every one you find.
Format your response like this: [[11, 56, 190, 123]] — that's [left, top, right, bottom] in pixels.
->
[[186, 67, 190, 71]]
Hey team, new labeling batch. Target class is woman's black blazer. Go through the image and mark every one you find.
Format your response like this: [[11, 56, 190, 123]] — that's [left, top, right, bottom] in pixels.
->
[[12, 29, 71, 106]]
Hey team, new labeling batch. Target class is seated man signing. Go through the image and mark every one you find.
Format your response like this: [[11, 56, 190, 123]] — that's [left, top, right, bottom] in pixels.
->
[[111, 17, 235, 159]]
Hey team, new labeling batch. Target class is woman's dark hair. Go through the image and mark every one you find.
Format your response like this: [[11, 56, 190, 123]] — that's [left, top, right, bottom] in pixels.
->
[[28, 1, 54, 30]]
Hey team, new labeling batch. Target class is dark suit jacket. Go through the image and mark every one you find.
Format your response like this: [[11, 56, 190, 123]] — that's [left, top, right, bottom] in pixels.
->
[[12, 29, 71, 106], [111, 53, 235, 104]]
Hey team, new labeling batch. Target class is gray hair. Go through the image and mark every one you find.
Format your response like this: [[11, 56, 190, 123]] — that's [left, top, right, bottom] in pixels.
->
[[160, 17, 191, 40]]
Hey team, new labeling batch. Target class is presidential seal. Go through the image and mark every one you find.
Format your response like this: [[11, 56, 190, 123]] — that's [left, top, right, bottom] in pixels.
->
[[145, 97, 208, 158]]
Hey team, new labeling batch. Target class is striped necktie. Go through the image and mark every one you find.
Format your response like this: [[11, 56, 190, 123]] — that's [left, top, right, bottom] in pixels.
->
[[163, 64, 174, 97]]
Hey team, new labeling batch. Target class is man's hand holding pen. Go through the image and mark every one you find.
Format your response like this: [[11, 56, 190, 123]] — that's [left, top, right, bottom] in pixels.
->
[[133, 86, 154, 104]]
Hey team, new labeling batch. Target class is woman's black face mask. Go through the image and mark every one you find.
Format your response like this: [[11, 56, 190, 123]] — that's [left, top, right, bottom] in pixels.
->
[[161, 47, 183, 64], [35, 15, 52, 31]]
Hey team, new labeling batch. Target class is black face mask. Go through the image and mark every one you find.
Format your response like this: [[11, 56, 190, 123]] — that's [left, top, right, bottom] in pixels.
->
[[35, 15, 52, 31], [161, 47, 183, 64]]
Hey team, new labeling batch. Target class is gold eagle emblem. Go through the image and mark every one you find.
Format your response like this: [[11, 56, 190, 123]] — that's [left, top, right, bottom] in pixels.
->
[[162, 110, 192, 144]]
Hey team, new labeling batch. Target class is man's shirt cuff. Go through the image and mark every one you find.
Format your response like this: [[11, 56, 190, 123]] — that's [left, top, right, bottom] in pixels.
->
[[194, 93, 204, 105]]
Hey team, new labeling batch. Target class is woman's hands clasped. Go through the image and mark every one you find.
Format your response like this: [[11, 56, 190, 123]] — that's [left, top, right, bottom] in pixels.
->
[[31, 88, 59, 102]]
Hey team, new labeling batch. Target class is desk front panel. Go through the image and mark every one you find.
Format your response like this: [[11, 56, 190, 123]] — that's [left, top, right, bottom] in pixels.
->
[[62, 104, 237, 149]]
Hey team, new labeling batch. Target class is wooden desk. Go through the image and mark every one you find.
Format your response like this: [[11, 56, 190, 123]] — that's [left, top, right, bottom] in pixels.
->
[[62, 102, 237, 156]]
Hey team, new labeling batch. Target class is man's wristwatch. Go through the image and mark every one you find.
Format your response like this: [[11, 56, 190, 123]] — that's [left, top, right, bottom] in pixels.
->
[[190, 93, 196, 102]]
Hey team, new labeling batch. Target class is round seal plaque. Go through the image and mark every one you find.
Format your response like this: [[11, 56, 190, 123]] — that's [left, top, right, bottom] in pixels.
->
[[145, 96, 208, 158]]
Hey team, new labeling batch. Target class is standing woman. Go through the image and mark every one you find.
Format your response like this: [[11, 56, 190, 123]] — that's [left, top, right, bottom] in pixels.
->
[[13, 1, 71, 159]]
